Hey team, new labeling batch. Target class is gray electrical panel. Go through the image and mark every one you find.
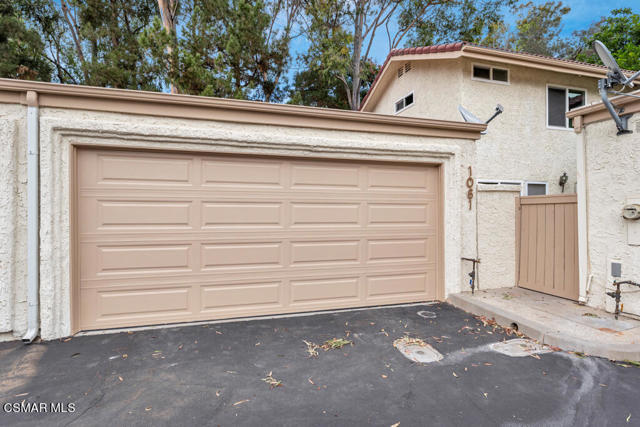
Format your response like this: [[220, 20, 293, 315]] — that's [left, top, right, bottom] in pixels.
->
[[611, 262, 622, 278]]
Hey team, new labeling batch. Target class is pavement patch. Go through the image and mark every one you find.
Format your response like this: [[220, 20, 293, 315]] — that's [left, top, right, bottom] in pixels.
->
[[490, 338, 552, 357]]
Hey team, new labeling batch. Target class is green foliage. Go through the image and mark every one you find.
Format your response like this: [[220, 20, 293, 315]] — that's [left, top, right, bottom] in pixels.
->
[[573, 9, 640, 71], [507, 1, 571, 57], [16, 0, 159, 89], [0, 2, 51, 80], [408, 0, 517, 47], [141, 0, 300, 101]]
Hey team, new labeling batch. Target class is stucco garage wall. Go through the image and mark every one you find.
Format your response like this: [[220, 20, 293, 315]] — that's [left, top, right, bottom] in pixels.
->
[[582, 114, 640, 316], [0, 104, 28, 341], [0, 98, 479, 341]]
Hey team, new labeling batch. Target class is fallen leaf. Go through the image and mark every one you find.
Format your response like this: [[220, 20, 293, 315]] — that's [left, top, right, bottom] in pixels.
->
[[216, 390, 221, 397], [464, 367, 468, 372], [122, 354, 128, 359], [391, 423, 400, 427], [308, 377, 315, 385], [530, 354, 541, 360], [255, 342, 261, 346], [599, 384, 607, 387], [216, 331, 223, 335], [63, 337, 72, 342], [483, 363, 493, 366], [452, 372, 459, 378], [178, 344, 183, 350], [145, 407, 152, 411], [233, 400, 250, 406], [627, 414, 631, 423], [118, 376, 123, 382], [381, 374, 388, 379], [483, 392, 488, 398], [14, 393, 29, 397]]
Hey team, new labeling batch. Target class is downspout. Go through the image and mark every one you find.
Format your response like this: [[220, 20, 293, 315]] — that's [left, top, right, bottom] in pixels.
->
[[576, 118, 590, 304], [23, 91, 39, 343]]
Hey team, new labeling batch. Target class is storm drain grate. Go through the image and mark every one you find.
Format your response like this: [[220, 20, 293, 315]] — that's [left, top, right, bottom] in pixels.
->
[[490, 339, 552, 357], [395, 342, 443, 363]]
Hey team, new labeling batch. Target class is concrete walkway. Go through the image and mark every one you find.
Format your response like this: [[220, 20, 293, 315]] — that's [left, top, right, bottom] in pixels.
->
[[448, 287, 640, 361]]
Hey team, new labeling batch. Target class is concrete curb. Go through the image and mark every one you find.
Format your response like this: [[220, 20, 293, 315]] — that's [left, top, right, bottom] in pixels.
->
[[447, 293, 640, 362]]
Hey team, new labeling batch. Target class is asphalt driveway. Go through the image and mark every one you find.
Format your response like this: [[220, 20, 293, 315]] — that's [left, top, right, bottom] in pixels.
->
[[1, 303, 639, 426]]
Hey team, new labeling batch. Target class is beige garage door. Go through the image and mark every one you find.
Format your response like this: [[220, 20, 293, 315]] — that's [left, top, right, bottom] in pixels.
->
[[75, 148, 441, 331]]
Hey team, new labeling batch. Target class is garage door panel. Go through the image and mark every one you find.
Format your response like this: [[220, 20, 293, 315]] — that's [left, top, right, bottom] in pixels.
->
[[290, 276, 360, 304], [368, 203, 433, 225], [202, 159, 283, 188], [291, 164, 361, 189], [77, 148, 441, 331], [97, 153, 194, 186], [291, 203, 361, 226], [201, 282, 282, 311], [81, 243, 193, 279], [367, 272, 435, 298], [368, 238, 434, 262], [290, 240, 360, 265], [201, 242, 283, 270]]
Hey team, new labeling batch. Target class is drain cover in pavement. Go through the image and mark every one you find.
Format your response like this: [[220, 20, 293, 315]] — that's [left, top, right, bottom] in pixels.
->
[[395, 342, 443, 363], [490, 339, 552, 357], [417, 310, 437, 319]]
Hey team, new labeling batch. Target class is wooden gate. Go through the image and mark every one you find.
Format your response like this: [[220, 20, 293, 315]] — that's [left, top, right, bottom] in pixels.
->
[[515, 195, 579, 300]]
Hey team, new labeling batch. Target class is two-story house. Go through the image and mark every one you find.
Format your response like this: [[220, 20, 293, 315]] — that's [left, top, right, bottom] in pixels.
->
[[361, 42, 608, 292]]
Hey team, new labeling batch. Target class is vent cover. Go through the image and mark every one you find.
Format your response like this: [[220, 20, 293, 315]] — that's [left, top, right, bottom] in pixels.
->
[[397, 62, 411, 79]]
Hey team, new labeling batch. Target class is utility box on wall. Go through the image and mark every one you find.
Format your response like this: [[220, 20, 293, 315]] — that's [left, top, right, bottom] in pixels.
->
[[627, 197, 640, 246]]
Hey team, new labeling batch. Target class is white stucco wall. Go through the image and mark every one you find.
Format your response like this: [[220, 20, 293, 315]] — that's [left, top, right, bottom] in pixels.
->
[[581, 113, 640, 316], [0, 104, 28, 341], [369, 57, 601, 290], [476, 184, 521, 290], [0, 102, 478, 340]]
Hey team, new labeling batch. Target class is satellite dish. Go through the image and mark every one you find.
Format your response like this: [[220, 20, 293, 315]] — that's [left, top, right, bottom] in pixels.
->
[[458, 105, 483, 123], [593, 40, 640, 134], [594, 41, 625, 82], [458, 104, 504, 134]]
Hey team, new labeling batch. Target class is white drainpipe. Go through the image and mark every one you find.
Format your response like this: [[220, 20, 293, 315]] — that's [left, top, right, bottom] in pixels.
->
[[576, 123, 589, 304], [23, 91, 39, 343]]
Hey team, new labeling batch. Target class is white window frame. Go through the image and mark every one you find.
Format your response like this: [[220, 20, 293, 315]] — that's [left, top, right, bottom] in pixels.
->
[[546, 84, 588, 131], [394, 91, 415, 114], [471, 63, 510, 85], [478, 179, 548, 196], [523, 181, 548, 196]]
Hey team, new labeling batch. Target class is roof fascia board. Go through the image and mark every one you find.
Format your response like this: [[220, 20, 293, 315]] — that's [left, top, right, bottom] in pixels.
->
[[460, 48, 607, 79], [0, 78, 486, 139]]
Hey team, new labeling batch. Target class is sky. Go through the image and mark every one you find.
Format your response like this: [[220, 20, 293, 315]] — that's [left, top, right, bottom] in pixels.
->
[[303, 1, 640, 67]]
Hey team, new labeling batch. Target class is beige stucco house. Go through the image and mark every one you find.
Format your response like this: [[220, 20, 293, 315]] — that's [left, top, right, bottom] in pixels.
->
[[361, 42, 610, 292], [568, 92, 640, 317]]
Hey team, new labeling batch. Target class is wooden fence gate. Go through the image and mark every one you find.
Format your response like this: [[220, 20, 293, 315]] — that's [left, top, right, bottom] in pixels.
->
[[516, 194, 579, 300]]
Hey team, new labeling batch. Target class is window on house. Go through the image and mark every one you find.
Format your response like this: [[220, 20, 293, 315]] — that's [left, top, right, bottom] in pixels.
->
[[395, 92, 414, 113], [547, 87, 586, 128], [472, 65, 509, 83], [525, 182, 547, 196]]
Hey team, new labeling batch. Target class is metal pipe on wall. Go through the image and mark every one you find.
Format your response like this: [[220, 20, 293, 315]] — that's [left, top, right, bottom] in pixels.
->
[[23, 91, 39, 343]]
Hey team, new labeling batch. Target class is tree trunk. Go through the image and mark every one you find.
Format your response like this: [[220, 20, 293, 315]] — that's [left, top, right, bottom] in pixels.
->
[[157, 0, 179, 94], [350, 0, 364, 110]]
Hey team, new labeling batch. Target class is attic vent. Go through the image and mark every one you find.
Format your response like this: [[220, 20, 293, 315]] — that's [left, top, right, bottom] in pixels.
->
[[397, 62, 411, 79]]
